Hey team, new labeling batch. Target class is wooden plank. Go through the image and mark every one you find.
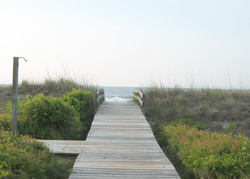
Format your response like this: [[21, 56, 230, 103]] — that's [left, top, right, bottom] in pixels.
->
[[39, 101, 179, 178], [72, 101, 179, 178]]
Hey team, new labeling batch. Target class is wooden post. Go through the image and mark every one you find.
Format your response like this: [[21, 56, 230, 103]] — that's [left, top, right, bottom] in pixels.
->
[[94, 92, 98, 114], [12, 57, 19, 135]]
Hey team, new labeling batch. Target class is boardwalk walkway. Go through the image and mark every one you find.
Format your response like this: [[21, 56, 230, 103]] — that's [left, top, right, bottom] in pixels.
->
[[40, 101, 179, 178]]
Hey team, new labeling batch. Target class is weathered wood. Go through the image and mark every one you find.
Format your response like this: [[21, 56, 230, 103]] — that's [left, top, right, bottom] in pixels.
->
[[96, 89, 105, 105], [133, 89, 144, 107], [39, 101, 180, 178], [78, 101, 179, 178], [94, 89, 105, 113]]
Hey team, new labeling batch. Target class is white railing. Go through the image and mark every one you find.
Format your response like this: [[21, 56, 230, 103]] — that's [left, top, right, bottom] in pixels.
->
[[133, 89, 144, 107], [94, 89, 105, 113]]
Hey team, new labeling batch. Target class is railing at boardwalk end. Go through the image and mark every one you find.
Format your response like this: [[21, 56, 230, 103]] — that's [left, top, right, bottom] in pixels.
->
[[133, 89, 144, 107], [94, 89, 105, 113]]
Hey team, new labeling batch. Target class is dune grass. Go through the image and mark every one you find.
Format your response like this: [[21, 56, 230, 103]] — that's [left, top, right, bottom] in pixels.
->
[[142, 86, 250, 178], [144, 86, 250, 136]]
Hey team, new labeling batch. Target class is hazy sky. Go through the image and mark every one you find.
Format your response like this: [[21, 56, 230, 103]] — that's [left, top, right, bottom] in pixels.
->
[[0, 0, 249, 88]]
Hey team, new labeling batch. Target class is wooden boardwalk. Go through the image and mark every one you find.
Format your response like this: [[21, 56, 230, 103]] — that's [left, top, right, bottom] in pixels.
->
[[40, 101, 180, 178]]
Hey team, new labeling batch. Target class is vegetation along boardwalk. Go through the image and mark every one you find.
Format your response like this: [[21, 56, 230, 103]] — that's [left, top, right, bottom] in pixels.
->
[[40, 101, 180, 178]]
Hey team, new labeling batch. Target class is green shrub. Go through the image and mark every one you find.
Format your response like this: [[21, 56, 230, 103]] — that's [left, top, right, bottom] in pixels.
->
[[63, 89, 94, 130], [0, 78, 97, 113], [0, 90, 95, 140], [0, 98, 27, 132], [143, 87, 250, 177], [144, 87, 250, 135], [163, 124, 250, 178], [0, 113, 11, 131], [0, 131, 73, 179], [0, 111, 31, 136], [21, 94, 84, 139], [170, 119, 209, 130]]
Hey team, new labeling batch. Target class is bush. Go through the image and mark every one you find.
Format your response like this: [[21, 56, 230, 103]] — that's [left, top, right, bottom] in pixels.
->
[[63, 89, 94, 131], [0, 131, 73, 179], [143, 87, 250, 177], [0, 90, 94, 140], [21, 94, 84, 139], [0, 113, 11, 131], [0, 99, 35, 135], [163, 124, 250, 178], [0, 78, 96, 114], [144, 87, 250, 135], [169, 119, 209, 130], [0, 113, 28, 135]]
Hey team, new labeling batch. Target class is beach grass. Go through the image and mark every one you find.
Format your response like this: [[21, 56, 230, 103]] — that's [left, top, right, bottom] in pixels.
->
[[142, 85, 250, 178], [144, 86, 250, 136]]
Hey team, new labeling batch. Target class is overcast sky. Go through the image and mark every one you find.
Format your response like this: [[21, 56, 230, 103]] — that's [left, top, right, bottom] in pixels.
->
[[0, 0, 249, 88]]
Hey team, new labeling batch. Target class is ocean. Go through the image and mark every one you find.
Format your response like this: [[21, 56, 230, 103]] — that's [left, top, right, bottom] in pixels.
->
[[101, 86, 139, 102]]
